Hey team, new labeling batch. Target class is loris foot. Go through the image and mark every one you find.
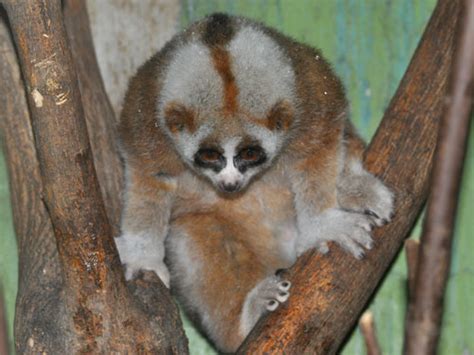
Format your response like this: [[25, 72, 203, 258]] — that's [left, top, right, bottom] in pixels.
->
[[240, 276, 291, 337], [337, 162, 394, 226]]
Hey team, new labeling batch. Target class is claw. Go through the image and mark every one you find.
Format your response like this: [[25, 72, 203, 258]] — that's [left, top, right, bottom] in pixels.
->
[[267, 300, 279, 311], [278, 281, 291, 291], [364, 209, 380, 219]]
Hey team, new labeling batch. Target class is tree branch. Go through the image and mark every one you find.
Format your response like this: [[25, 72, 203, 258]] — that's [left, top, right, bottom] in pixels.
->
[[0, 1, 187, 352], [359, 311, 381, 355], [404, 0, 474, 352], [63, 0, 123, 233], [404, 239, 420, 302], [0, 9, 66, 353], [239, 0, 460, 353]]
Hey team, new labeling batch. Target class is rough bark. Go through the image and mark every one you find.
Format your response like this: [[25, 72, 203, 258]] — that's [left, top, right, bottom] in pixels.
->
[[239, 0, 459, 353], [0, 10, 67, 353], [404, 0, 474, 353], [0, 1, 187, 353], [63, 0, 124, 234]]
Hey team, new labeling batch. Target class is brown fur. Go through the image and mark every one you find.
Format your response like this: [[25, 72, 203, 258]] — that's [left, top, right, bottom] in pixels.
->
[[167, 172, 295, 351], [164, 102, 197, 134], [118, 14, 366, 353]]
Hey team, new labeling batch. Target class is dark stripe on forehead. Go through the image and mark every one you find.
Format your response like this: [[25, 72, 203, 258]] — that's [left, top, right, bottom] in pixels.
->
[[202, 13, 235, 46], [202, 13, 239, 114], [211, 47, 239, 115]]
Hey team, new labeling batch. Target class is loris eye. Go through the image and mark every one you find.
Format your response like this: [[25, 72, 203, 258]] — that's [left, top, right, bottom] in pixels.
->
[[194, 148, 225, 173], [234, 145, 267, 173], [198, 149, 221, 162], [239, 147, 263, 161]]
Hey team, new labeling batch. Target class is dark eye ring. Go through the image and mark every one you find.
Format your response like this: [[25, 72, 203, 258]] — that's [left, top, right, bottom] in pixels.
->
[[240, 147, 262, 161], [198, 149, 221, 162]]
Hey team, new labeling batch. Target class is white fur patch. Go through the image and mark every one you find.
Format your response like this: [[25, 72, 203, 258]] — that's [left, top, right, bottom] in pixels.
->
[[216, 138, 243, 186], [158, 41, 223, 123], [243, 121, 284, 157], [177, 124, 214, 163], [114, 231, 170, 287], [229, 26, 296, 117]]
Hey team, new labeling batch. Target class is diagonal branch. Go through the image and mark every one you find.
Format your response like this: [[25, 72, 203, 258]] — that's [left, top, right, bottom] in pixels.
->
[[404, 0, 474, 352], [239, 0, 460, 353]]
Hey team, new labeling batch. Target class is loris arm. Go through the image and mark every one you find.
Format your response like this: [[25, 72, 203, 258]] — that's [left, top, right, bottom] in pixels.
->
[[114, 166, 176, 287], [289, 134, 378, 259]]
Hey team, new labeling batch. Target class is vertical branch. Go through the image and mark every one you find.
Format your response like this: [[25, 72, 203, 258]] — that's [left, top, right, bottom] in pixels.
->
[[3, 0, 122, 309], [63, 0, 123, 233], [404, 239, 420, 302], [359, 311, 382, 355], [0, 9, 67, 353], [404, 0, 474, 353]]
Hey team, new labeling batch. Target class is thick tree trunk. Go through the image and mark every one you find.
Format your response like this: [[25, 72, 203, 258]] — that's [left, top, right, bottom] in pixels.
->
[[0, 10, 67, 353], [239, 0, 459, 353], [0, 1, 187, 353]]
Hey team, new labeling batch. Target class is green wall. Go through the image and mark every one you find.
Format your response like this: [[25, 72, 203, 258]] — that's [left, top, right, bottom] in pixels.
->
[[0, 152, 17, 354], [0, 1, 472, 354]]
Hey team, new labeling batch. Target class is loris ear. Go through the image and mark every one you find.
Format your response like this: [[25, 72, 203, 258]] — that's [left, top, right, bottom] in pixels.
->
[[266, 100, 294, 131], [163, 102, 196, 134]]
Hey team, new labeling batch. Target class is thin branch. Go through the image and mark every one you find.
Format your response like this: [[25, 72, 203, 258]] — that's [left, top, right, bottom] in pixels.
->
[[359, 311, 382, 355], [404, 239, 420, 301], [239, 0, 460, 352], [403, 0, 474, 353]]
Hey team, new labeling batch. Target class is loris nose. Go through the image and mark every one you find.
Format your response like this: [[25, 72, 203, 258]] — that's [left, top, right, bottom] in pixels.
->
[[222, 182, 240, 192]]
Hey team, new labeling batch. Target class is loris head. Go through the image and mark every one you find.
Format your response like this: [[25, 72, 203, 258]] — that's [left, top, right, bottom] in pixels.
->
[[157, 14, 297, 194]]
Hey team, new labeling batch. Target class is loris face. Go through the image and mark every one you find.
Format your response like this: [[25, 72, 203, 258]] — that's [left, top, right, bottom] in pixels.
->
[[193, 136, 268, 193], [161, 102, 293, 193], [157, 22, 297, 193]]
